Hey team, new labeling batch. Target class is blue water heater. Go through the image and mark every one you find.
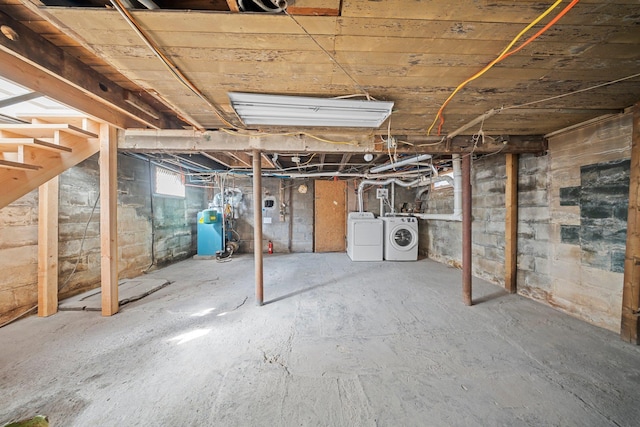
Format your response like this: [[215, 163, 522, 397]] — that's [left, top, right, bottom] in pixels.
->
[[197, 209, 223, 256]]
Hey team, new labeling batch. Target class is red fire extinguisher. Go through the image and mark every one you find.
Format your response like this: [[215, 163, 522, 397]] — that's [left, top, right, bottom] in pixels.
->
[[268, 240, 273, 254]]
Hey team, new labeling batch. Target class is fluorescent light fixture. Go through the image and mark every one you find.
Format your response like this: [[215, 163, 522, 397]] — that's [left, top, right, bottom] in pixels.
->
[[370, 154, 432, 173], [228, 92, 393, 128]]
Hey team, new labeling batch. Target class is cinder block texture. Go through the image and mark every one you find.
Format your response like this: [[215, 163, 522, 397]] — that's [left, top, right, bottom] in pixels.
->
[[0, 153, 206, 325]]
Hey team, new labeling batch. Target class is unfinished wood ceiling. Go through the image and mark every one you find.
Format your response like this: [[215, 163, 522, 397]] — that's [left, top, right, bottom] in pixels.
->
[[1, 0, 640, 140]]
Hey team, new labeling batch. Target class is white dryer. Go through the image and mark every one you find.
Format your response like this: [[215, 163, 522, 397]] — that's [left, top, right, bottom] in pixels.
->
[[381, 216, 419, 261], [347, 212, 383, 261]]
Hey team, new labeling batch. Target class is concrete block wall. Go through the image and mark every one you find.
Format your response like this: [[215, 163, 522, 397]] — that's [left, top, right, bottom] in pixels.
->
[[58, 155, 102, 298], [421, 113, 632, 332], [0, 191, 38, 324], [516, 153, 552, 296], [471, 154, 507, 285], [545, 114, 632, 331], [354, 180, 418, 216], [0, 153, 205, 325], [219, 177, 314, 254], [418, 183, 461, 266], [418, 154, 512, 285]]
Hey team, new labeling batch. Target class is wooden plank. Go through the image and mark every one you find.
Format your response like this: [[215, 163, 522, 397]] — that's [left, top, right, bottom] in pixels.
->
[[260, 153, 275, 169], [0, 11, 174, 129], [37, 176, 59, 317], [122, 129, 547, 154], [0, 138, 73, 152], [318, 153, 326, 171], [100, 124, 118, 317], [74, 30, 335, 51], [338, 153, 351, 172], [287, 7, 339, 16], [200, 152, 234, 168], [0, 50, 147, 130], [621, 102, 640, 343], [336, 18, 636, 43], [0, 131, 99, 209], [314, 179, 346, 252], [505, 153, 518, 294], [226, 0, 239, 12], [46, 8, 337, 34], [0, 124, 97, 139], [228, 152, 251, 167], [340, 0, 640, 25], [0, 158, 40, 170]]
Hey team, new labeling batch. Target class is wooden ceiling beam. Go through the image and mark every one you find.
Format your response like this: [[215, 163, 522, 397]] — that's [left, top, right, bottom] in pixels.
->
[[260, 153, 275, 169], [226, 0, 239, 12], [318, 154, 326, 172], [200, 152, 241, 168], [338, 154, 352, 172], [0, 11, 178, 129], [228, 152, 252, 167], [122, 129, 546, 155]]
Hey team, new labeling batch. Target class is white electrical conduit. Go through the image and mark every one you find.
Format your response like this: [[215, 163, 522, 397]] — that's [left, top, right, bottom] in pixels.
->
[[369, 154, 432, 174], [356, 154, 461, 219], [241, 171, 429, 179], [138, 0, 159, 9]]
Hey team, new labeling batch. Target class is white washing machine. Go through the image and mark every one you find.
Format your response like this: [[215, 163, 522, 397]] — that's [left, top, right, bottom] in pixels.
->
[[347, 212, 383, 261], [381, 216, 419, 261]]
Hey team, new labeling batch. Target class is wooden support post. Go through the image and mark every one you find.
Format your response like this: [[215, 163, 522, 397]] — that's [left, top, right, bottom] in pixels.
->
[[505, 153, 519, 294], [462, 153, 472, 306], [37, 177, 59, 317], [253, 149, 264, 306], [622, 102, 640, 343], [100, 124, 118, 316]]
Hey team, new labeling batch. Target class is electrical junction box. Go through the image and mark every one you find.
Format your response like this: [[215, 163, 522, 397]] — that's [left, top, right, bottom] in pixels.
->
[[376, 188, 389, 199]]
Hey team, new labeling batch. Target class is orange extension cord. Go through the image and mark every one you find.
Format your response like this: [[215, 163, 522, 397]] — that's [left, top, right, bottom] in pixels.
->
[[427, 0, 581, 136]]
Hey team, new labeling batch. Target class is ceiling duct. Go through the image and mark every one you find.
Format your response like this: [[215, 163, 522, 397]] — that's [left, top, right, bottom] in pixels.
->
[[238, 0, 288, 13]]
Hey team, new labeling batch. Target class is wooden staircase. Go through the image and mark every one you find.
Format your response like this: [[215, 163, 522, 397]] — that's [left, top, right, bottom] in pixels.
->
[[0, 119, 100, 209]]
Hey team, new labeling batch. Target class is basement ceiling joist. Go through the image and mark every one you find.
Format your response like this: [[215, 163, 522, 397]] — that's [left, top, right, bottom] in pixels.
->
[[0, 9, 182, 129]]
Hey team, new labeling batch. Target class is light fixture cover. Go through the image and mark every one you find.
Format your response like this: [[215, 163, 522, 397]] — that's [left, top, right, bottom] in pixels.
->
[[228, 92, 393, 128]]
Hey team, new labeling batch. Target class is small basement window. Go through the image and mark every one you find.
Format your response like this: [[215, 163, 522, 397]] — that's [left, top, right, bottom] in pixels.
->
[[155, 166, 185, 197]]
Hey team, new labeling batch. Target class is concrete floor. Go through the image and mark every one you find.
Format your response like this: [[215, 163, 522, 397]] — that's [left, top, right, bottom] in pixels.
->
[[2, 253, 640, 426]]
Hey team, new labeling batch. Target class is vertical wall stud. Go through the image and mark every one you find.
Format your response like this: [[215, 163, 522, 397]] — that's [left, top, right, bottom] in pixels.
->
[[622, 102, 640, 343], [505, 153, 519, 294], [37, 177, 59, 317], [100, 124, 118, 316]]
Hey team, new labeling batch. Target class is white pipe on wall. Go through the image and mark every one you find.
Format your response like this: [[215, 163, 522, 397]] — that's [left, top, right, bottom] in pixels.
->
[[358, 177, 422, 213], [391, 181, 395, 215], [415, 154, 462, 222], [369, 154, 432, 174]]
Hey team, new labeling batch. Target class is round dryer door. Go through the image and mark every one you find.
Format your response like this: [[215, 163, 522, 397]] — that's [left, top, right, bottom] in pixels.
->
[[390, 225, 418, 251]]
